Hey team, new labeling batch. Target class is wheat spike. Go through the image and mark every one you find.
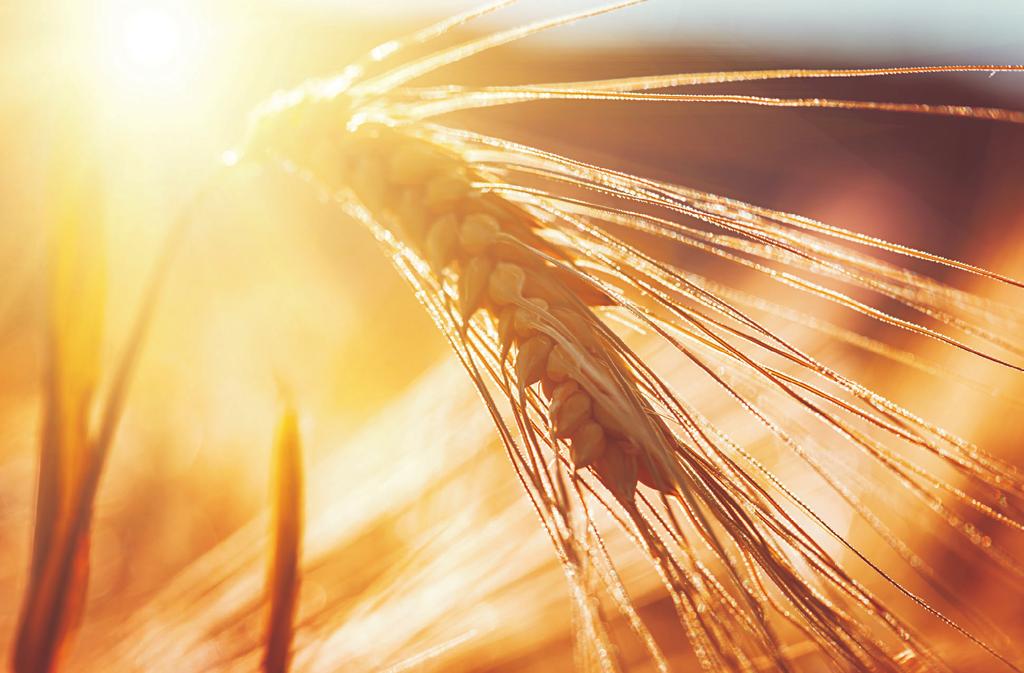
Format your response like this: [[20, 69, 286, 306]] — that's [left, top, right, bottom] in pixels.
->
[[299, 122, 662, 502], [236, 3, 1024, 671]]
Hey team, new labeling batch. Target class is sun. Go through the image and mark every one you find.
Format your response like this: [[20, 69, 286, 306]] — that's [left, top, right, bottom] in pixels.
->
[[101, 4, 200, 92], [121, 7, 183, 72]]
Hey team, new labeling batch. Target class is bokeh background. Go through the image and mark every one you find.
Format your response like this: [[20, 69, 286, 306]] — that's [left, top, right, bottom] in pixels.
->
[[1, 1, 1022, 670]]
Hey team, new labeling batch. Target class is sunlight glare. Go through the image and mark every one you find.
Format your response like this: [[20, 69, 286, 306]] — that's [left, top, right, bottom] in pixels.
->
[[123, 8, 180, 70], [103, 5, 199, 92]]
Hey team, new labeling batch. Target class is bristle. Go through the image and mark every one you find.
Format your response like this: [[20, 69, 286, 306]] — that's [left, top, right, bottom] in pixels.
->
[[483, 64, 1024, 92], [317, 0, 520, 94], [349, 0, 646, 96], [402, 86, 1024, 124], [397, 65, 1024, 124]]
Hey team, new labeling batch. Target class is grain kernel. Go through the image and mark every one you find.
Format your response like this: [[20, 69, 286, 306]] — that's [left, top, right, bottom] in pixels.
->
[[488, 263, 526, 306], [459, 256, 494, 320], [600, 446, 638, 501], [425, 214, 459, 272], [513, 298, 549, 337], [553, 391, 592, 438], [497, 305, 516, 361], [540, 376, 558, 399], [552, 376, 577, 403], [550, 379, 580, 411], [546, 345, 573, 382], [570, 421, 605, 468], [459, 213, 501, 255], [516, 335, 553, 387]]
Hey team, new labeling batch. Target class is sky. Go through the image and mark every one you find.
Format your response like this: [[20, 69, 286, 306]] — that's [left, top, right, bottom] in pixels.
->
[[318, 0, 1024, 63]]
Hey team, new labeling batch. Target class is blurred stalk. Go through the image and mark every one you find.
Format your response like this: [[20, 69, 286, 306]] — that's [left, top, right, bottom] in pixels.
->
[[13, 101, 105, 673], [11, 87, 204, 672], [263, 406, 305, 673]]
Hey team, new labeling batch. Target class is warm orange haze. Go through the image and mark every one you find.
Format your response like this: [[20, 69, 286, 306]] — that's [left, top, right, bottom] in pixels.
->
[[1, 1, 1024, 672]]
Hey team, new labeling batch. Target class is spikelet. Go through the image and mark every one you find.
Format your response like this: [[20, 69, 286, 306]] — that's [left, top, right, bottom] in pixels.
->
[[239, 3, 1024, 672]]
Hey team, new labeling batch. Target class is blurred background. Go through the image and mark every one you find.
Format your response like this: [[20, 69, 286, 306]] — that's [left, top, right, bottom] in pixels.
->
[[0, 0, 1022, 670]]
